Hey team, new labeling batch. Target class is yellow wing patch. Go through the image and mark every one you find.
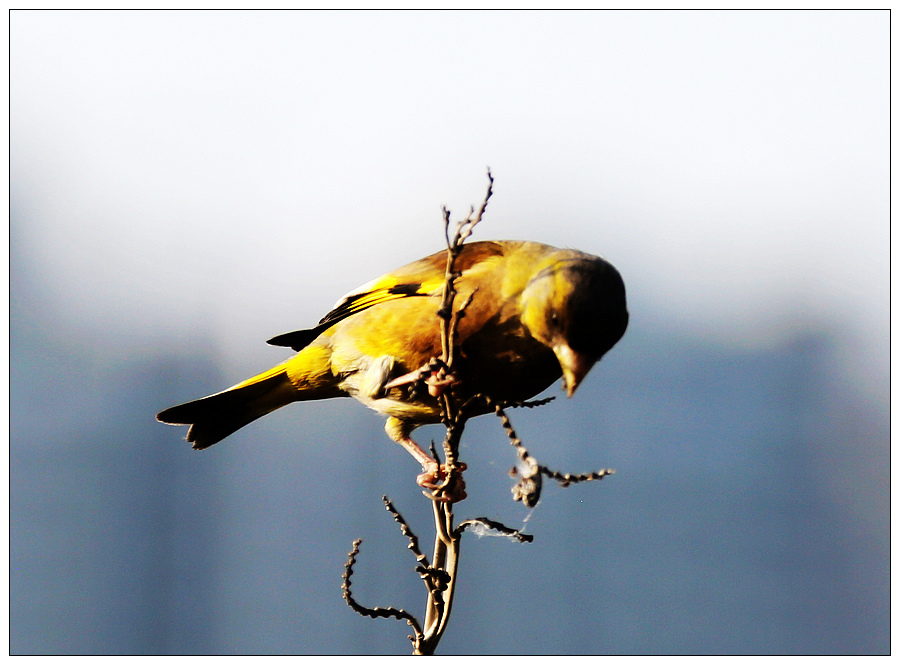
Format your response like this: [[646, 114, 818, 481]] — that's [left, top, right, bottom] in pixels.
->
[[267, 276, 444, 351], [320, 275, 445, 326], [267, 241, 508, 352]]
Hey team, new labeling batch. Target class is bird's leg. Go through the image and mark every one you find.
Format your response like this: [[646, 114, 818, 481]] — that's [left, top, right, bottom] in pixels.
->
[[383, 358, 459, 398], [385, 417, 467, 501]]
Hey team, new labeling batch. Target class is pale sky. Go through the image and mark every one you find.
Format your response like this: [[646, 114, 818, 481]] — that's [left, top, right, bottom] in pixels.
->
[[10, 10, 889, 391]]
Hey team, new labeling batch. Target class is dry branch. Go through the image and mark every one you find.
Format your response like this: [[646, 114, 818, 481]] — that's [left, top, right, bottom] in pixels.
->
[[341, 171, 614, 654]]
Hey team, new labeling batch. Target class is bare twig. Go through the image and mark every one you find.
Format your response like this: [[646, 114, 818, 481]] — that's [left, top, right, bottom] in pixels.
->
[[382, 496, 429, 569], [341, 171, 615, 655], [438, 169, 493, 367], [488, 398, 615, 507], [344, 172, 494, 656], [342, 539, 425, 644], [541, 467, 615, 488], [507, 396, 557, 409], [409, 172, 496, 654], [457, 517, 534, 543]]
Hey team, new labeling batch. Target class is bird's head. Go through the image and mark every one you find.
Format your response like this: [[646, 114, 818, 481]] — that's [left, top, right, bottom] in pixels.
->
[[520, 251, 628, 396]]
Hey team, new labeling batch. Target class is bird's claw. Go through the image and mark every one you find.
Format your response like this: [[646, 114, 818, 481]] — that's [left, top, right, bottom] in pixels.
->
[[424, 372, 458, 397], [417, 461, 468, 503], [384, 359, 459, 398]]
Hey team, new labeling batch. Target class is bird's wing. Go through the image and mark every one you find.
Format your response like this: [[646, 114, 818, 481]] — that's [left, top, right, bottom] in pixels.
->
[[266, 241, 508, 351]]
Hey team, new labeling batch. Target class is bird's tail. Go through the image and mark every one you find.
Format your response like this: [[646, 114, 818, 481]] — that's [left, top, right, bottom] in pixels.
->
[[156, 362, 299, 450]]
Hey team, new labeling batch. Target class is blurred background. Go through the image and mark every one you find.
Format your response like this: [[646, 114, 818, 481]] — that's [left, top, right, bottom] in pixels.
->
[[10, 10, 889, 655]]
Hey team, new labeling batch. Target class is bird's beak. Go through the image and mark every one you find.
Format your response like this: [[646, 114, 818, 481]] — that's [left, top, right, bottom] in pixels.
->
[[553, 343, 593, 397]]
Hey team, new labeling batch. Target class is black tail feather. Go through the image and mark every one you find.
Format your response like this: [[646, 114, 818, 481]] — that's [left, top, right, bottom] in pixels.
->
[[157, 371, 296, 450]]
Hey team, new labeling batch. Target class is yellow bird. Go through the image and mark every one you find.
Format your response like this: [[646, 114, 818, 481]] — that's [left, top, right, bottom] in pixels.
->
[[157, 240, 628, 487]]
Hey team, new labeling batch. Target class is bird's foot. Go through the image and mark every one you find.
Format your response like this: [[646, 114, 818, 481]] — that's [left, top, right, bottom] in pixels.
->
[[418, 461, 468, 503], [384, 359, 459, 398], [424, 371, 458, 397]]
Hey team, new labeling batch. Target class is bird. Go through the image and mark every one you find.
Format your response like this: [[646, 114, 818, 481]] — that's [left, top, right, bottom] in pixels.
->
[[156, 240, 628, 490]]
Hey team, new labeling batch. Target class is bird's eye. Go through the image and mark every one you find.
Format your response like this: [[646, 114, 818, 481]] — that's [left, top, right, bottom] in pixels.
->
[[548, 311, 560, 327]]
